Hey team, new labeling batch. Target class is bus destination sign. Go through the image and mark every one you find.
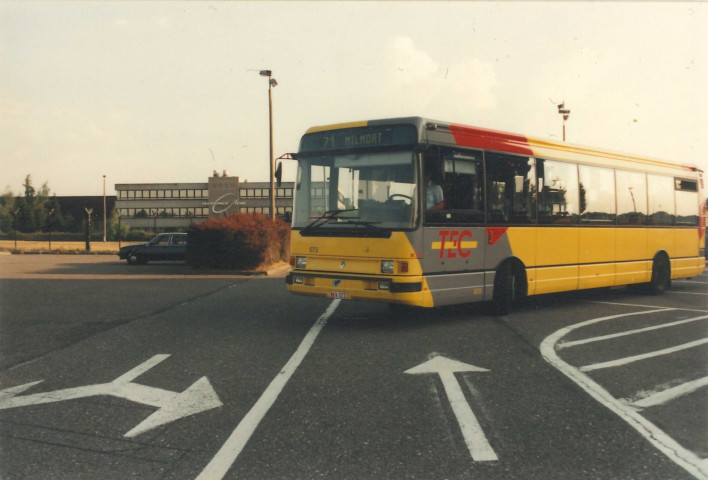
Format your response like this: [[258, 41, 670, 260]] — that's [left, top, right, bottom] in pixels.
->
[[300, 125, 417, 153]]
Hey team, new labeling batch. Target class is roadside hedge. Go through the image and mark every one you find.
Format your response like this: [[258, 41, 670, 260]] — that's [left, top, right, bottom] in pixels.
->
[[186, 213, 290, 270], [0, 229, 153, 242]]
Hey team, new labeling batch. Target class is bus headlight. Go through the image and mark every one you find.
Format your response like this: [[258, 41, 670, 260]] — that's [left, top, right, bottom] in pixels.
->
[[381, 260, 394, 274], [296, 256, 307, 269]]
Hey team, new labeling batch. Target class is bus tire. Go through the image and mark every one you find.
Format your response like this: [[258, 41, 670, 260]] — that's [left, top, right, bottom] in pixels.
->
[[492, 260, 527, 316], [492, 263, 515, 316], [648, 254, 671, 295]]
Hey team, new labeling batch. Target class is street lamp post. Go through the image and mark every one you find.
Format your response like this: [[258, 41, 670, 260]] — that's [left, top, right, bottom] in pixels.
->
[[12, 208, 19, 249], [84, 207, 93, 251], [557, 102, 570, 141], [103, 175, 107, 242], [259, 69, 278, 221], [46, 208, 55, 251]]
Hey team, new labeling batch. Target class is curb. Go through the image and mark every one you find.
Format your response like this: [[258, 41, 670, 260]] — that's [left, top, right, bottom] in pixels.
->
[[185, 264, 292, 278], [3, 251, 116, 255], [0, 252, 293, 278]]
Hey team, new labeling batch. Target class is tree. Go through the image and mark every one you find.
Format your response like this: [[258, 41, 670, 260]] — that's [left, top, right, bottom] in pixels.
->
[[7, 175, 63, 233], [0, 189, 17, 233]]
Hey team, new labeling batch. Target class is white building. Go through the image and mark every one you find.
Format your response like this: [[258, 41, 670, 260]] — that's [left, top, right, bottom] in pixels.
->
[[115, 174, 294, 232]]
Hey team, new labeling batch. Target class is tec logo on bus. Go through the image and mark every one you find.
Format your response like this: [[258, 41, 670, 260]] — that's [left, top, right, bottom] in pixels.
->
[[432, 229, 478, 259]]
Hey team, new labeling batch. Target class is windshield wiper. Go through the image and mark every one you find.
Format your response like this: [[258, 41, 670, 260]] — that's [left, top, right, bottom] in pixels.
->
[[338, 219, 385, 234], [300, 208, 359, 234]]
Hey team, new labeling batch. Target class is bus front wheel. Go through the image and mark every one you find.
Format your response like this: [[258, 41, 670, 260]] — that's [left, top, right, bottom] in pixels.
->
[[492, 263, 516, 316]]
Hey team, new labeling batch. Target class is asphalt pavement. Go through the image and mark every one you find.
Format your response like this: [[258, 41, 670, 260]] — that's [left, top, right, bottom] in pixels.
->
[[0, 255, 705, 479]]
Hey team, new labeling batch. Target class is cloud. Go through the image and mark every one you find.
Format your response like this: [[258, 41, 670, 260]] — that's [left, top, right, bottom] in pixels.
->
[[390, 37, 438, 82], [380, 37, 497, 117], [445, 57, 497, 111]]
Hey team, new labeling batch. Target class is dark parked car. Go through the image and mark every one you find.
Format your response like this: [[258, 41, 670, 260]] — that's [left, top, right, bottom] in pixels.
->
[[118, 233, 187, 265]]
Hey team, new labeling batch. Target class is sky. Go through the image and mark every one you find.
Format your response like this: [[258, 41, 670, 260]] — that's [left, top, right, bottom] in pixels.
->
[[1, 1, 707, 197]]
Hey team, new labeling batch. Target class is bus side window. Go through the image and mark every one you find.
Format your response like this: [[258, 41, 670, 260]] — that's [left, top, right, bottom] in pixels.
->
[[441, 149, 484, 224], [537, 159, 579, 224], [616, 170, 647, 225], [579, 165, 616, 224], [485, 153, 537, 224], [648, 174, 676, 226]]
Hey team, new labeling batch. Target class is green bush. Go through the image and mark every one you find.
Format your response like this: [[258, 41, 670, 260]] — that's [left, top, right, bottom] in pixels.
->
[[124, 229, 153, 241], [186, 213, 290, 270]]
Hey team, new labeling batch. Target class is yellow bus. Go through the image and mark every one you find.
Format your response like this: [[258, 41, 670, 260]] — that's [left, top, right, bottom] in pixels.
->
[[285, 117, 705, 314]]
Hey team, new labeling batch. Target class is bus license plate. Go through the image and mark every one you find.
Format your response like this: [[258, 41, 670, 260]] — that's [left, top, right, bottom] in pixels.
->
[[329, 291, 348, 299]]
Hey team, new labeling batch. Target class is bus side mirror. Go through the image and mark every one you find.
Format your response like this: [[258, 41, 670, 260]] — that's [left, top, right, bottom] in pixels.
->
[[275, 162, 283, 187]]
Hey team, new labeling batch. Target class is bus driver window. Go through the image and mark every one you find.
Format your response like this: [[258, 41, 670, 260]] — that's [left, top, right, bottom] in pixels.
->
[[425, 167, 444, 210]]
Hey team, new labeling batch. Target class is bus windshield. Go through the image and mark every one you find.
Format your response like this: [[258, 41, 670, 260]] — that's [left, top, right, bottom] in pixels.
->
[[292, 150, 418, 232]]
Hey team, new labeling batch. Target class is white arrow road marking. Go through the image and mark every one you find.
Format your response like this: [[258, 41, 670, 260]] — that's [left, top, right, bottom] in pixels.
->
[[0, 354, 222, 437], [406, 355, 498, 462]]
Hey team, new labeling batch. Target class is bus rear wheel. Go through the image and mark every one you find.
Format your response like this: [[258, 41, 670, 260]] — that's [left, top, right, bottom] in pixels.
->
[[648, 255, 671, 295]]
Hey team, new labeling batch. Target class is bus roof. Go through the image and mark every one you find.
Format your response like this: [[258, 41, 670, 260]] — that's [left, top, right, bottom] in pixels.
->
[[304, 116, 700, 176]]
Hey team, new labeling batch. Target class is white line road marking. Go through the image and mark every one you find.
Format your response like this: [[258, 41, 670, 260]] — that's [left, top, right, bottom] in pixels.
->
[[405, 355, 498, 462], [668, 291, 708, 296], [0, 354, 223, 438], [579, 338, 708, 372], [559, 314, 708, 349], [196, 299, 341, 480], [629, 376, 708, 409], [592, 301, 708, 314], [541, 311, 708, 480]]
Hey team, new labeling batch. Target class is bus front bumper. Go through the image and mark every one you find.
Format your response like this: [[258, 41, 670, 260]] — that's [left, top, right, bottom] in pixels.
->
[[285, 271, 431, 306]]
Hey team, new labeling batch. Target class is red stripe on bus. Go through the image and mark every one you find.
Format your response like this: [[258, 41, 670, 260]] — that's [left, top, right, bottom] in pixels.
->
[[450, 124, 533, 156]]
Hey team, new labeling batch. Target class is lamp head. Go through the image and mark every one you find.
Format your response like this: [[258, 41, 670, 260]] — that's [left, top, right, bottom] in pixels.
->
[[259, 70, 272, 77]]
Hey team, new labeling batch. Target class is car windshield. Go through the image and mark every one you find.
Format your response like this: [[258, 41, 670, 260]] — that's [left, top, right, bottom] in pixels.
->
[[292, 151, 418, 233], [151, 235, 170, 246]]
